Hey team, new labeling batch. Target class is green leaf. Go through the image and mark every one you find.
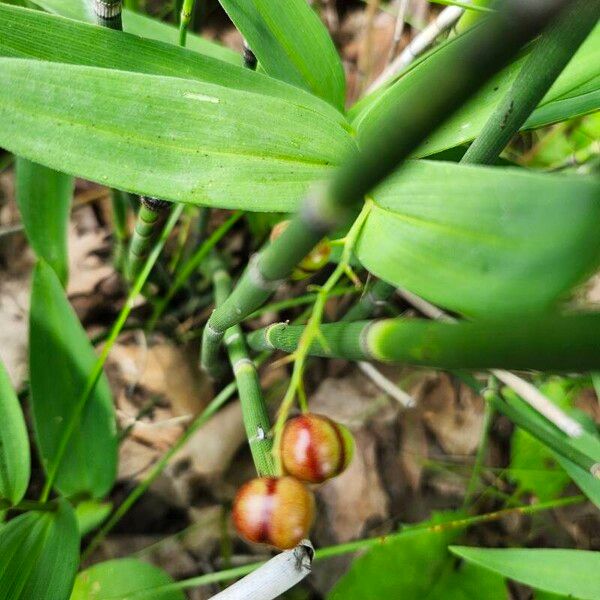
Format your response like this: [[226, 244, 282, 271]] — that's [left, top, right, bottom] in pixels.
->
[[502, 383, 600, 509], [0, 500, 79, 600], [70, 558, 185, 600], [353, 23, 600, 156], [0, 359, 30, 506], [0, 5, 343, 125], [29, 0, 241, 65], [29, 260, 117, 498], [450, 547, 600, 600], [0, 57, 355, 211], [75, 500, 112, 537], [359, 160, 600, 317], [509, 380, 573, 501], [217, 0, 345, 109], [330, 515, 505, 599], [16, 158, 72, 285]]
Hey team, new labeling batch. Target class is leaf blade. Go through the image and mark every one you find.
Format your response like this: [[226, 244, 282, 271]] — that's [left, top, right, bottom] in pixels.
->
[[217, 0, 345, 108], [359, 160, 600, 317], [30, 0, 241, 65], [70, 558, 185, 600], [450, 547, 600, 600], [0, 359, 30, 506], [16, 158, 73, 285], [0, 500, 79, 600], [0, 57, 355, 211], [29, 261, 117, 498]]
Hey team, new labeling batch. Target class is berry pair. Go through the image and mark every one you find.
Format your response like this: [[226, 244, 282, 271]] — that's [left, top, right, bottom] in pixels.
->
[[233, 414, 354, 549]]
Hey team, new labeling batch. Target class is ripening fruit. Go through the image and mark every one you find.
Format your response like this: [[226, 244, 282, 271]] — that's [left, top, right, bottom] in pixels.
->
[[281, 414, 354, 484], [270, 220, 331, 280], [232, 476, 315, 550]]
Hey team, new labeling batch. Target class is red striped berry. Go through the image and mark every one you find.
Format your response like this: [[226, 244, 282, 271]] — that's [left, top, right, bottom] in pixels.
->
[[232, 476, 315, 550], [281, 414, 354, 484]]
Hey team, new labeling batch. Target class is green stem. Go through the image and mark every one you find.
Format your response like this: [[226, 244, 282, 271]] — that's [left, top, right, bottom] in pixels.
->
[[0, 499, 57, 512], [200, 0, 568, 372], [178, 0, 196, 46], [208, 254, 275, 476], [342, 278, 396, 322], [270, 201, 371, 471], [118, 495, 584, 598], [92, 0, 122, 30], [247, 314, 600, 372], [126, 197, 171, 282], [245, 285, 357, 321], [40, 205, 184, 502], [111, 189, 129, 272], [462, 0, 600, 164], [148, 210, 243, 330]]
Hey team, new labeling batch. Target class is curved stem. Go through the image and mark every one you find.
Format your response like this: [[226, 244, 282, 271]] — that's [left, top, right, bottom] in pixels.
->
[[271, 201, 372, 472]]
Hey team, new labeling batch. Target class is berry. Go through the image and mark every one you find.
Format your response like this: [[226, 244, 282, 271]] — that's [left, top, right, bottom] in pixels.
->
[[281, 414, 354, 483], [232, 476, 315, 550], [270, 220, 331, 280]]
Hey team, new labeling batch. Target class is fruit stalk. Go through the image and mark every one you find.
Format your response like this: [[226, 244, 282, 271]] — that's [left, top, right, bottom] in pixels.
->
[[200, 0, 570, 377]]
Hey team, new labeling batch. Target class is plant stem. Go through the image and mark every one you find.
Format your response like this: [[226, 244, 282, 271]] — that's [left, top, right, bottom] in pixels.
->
[[178, 0, 196, 46], [120, 495, 583, 597], [246, 314, 600, 372], [342, 278, 396, 321], [245, 285, 357, 321], [270, 201, 372, 472], [92, 0, 122, 30], [40, 205, 184, 502], [148, 210, 243, 330], [110, 189, 129, 272], [208, 254, 275, 477], [200, 0, 569, 375], [126, 197, 172, 281], [462, 0, 600, 164]]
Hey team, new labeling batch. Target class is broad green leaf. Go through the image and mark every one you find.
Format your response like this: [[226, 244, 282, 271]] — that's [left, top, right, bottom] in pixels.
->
[[70, 558, 185, 600], [75, 500, 112, 537], [16, 158, 73, 285], [0, 5, 344, 125], [218, 0, 345, 109], [450, 547, 600, 600], [509, 380, 573, 501], [359, 160, 600, 317], [0, 359, 30, 506], [353, 23, 600, 156], [0, 58, 355, 211], [330, 514, 505, 599], [0, 500, 79, 600], [29, 261, 117, 498], [29, 0, 241, 65]]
